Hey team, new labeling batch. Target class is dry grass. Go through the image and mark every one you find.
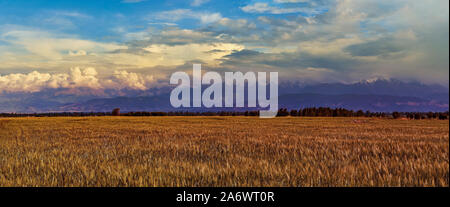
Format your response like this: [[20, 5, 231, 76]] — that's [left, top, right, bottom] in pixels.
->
[[0, 116, 448, 187]]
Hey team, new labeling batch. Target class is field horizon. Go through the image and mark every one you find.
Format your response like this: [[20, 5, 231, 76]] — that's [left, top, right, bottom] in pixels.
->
[[0, 116, 448, 187]]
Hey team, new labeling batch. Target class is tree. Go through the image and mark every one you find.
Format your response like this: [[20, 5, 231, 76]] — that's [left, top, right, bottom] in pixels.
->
[[290, 109, 298, 116], [392, 111, 401, 119], [277, 108, 289, 117], [112, 108, 121, 116], [356, 110, 364, 117], [414, 113, 421, 120], [439, 113, 448, 120]]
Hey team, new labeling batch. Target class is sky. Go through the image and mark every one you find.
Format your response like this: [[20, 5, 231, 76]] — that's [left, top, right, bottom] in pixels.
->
[[0, 0, 448, 93]]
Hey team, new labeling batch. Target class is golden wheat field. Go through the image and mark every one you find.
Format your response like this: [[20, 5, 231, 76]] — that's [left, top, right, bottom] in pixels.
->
[[0, 116, 448, 187]]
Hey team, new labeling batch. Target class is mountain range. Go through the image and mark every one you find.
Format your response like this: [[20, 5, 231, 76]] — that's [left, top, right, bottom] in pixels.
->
[[0, 79, 448, 113]]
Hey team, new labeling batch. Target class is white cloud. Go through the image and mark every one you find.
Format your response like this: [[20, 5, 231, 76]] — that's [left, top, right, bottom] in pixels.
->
[[50, 11, 91, 19], [199, 13, 222, 24], [0, 71, 52, 93], [0, 67, 101, 93], [0, 29, 125, 60], [155, 9, 222, 24], [0, 67, 158, 93], [141, 43, 244, 66], [124, 31, 151, 41], [147, 22, 177, 26], [109, 70, 154, 90], [68, 67, 101, 89], [191, 0, 210, 7], [68, 50, 88, 56], [241, 2, 320, 14]]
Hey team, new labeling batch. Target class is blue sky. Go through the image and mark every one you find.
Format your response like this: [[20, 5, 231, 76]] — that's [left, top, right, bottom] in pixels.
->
[[0, 0, 448, 93], [1, 0, 279, 42]]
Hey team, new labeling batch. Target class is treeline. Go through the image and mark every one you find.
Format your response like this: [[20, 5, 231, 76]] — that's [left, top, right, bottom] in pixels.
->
[[0, 112, 113, 117], [391, 111, 449, 120], [0, 107, 448, 120], [275, 108, 449, 120]]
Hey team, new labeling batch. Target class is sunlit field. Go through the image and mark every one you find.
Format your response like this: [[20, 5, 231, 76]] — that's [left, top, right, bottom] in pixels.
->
[[0, 117, 448, 187]]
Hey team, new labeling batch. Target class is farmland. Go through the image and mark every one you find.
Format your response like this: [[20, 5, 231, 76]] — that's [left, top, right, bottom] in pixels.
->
[[0, 117, 448, 187]]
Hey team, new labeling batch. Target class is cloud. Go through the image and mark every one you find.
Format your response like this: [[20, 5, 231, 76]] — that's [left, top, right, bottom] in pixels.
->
[[108, 70, 154, 90], [293, 67, 340, 83], [117, 42, 244, 67], [68, 67, 101, 89], [0, 29, 125, 60], [241, 2, 322, 15], [121, 0, 146, 3], [199, 13, 222, 24], [0, 67, 101, 93], [123, 31, 151, 41], [0, 67, 158, 93], [344, 38, 406, 57], [0, 71, 52, 93], [219, 47, 366, 81], [201, 18, 257, 37], [274, 0, 309, 2], [147, 22, 178, 26], [153, 28, 217, 45], [68, 50, 88, 56], [50, 11, 91, 19], [37, 10, 91, 30], [191, 0, 210, 7], [0, 25, 246, 70], [154, 9, 222, 24]]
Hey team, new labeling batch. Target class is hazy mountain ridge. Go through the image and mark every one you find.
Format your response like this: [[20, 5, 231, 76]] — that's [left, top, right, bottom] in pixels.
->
[[281, 79, 448, 100], [0, 79, 448, 113]]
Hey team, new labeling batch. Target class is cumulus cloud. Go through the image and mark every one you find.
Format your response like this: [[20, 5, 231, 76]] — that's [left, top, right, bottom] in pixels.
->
[[109, 70, 155, 90], [68, 67, 101, 89], [0, 67, 157, 93], [0, 67, 98, 93], [0, 71, 52, 93]]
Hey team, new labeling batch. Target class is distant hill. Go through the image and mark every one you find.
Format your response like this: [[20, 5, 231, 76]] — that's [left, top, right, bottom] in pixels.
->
[[54, 93, 447, 113], [278, 93, 447, 112], [281, 78, 448, 102], [0, 79, 448, 113]]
